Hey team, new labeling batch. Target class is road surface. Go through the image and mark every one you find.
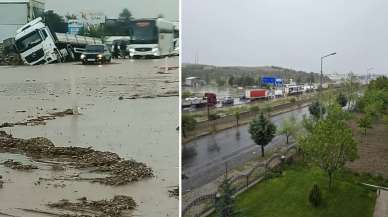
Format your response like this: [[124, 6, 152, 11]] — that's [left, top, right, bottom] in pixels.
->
[[182, 106, 309, 191]]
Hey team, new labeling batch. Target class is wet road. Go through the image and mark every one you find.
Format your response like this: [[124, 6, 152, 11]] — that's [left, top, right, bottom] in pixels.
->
[[182, 106, 309, 191], [0, 58, 179, 216]]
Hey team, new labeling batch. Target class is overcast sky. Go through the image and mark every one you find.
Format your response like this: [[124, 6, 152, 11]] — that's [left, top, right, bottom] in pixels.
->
[[182, 0, 388, 75], [46, 0, 179, 21]]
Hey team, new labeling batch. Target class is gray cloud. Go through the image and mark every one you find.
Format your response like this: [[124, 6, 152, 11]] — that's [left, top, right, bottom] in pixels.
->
[[182, 0, 388, 75]]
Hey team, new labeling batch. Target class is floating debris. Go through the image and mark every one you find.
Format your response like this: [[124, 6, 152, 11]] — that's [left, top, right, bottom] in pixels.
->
[[48, 195, 136, 217], [168, 186, 179, 199], [0, 108, 77, 129], [1, 159, 38, 170], [0, 131, 153, 185]]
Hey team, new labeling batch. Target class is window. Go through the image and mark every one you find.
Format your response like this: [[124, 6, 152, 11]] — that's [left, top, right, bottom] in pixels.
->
[[41, 29, 48, 39]]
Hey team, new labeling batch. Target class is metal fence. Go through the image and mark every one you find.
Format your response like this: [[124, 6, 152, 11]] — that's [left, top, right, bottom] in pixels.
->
[[182, 145, 298, 217]]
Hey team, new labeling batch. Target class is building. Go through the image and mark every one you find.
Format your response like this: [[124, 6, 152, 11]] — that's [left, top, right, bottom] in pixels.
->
[[67, 19, 83, 35], [185, 77, 202, 87], [66, 11, 106, 35], [0, 0, 45, 41]]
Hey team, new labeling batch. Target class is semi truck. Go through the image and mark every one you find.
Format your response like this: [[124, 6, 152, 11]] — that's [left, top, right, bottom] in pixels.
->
[[14, 17, 102, 65]]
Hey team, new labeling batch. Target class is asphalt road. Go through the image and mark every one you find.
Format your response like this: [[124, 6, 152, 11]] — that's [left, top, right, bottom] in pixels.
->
[[182, 106, 309, 191]]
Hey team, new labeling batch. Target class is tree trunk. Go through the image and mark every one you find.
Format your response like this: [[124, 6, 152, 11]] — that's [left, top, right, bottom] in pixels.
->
[[286, 135, 289, 145], [364, 128, 367, 136], [236, 119, 239, 127], [261, 145, 265, 157], [328, 172, 333, 190]]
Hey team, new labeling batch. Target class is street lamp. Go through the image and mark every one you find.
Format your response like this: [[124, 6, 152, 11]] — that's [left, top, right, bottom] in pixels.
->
[[320, 52, 337, 118]]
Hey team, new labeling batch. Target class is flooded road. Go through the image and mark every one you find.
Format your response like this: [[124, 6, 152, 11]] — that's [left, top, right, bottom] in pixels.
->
[[182, 106, 309, 191], [0, 58, 179, 216]]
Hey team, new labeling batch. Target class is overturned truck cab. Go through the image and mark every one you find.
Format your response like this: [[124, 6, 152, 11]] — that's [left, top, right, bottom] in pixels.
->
[[14, 17, 102, 66]]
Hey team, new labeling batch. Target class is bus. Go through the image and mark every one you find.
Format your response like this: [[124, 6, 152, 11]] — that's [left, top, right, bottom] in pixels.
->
[[128, 18, 175, 58]]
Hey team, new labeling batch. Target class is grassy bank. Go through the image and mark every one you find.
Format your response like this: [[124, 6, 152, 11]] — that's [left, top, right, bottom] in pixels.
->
[[232, 164, 376, 217]]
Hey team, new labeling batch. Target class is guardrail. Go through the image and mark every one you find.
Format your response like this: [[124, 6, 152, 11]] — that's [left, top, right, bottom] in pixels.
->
[[182, 145, 298, 217]]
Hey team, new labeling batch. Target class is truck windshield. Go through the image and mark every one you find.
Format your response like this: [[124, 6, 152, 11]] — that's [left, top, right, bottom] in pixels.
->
[[85, 45, 104, 52], [129, 21, 158, 44], [15, 31, 42, 53]]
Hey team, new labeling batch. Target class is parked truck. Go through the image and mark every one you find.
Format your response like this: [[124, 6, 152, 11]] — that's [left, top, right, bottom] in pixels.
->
[[245, 89, 268, 100], [14, 17, 102, 65]]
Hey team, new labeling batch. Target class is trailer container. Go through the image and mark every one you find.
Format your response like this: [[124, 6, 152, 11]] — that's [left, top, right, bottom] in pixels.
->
[[245, 89, 268, 99]]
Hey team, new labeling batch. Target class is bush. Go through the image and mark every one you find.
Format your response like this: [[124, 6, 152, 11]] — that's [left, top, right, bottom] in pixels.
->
[[208, 113, 221, 121], [337, 93, 348, 107], [290, 97, 296, 104], [309, 184, 322, 207], [250, 105, 260, 114]]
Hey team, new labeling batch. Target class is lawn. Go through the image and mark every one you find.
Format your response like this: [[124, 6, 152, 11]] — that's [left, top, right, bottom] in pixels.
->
[[233, 164, 376, 217]]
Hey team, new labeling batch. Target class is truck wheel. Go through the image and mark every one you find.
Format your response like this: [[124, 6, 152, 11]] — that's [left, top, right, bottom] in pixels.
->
[[67, 47, 75, 61], [55, 50, 64, 63]]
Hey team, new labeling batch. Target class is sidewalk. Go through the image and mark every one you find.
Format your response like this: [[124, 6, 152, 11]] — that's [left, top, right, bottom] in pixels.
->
[[374, 190, 388, 217]]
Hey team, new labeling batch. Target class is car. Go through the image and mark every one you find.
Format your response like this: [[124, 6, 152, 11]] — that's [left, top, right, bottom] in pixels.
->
[[80, 44, 112, 64], [222, 96, 234, 106]]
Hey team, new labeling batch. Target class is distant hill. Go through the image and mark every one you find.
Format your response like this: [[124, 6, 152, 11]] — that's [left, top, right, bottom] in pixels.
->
[[182, 64, 331, 85]]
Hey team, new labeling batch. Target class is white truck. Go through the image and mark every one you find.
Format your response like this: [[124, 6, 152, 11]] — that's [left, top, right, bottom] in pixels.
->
[[14, 17, 102, 65]]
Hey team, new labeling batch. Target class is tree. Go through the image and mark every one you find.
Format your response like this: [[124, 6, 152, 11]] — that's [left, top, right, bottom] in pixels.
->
[[344, 72, 358, 111], [302, 114, 315, 134], [249, 112, 277, 157], [228, 76, 235, 86], [263, 103, 272, 117], [357, 115, 372, 136], [182, 114, 197, 138], [308, 101, 325, 120], [119, 8, 132, 21], [299, 105, 358, 190], [215, 173, 238, 217], [182, 91, 193, 99], [309, 72, 315, 84], [278, 115, 299, 145], [336, 93, 348, 108], [249, 105, 260, 115], [43, 10, 67, 33], [309, 184, 322, 207], [216, 78, 226, 86], [229, 108, 241, 127], [384, 115, 388, 128], [65, 13, 77, 20]]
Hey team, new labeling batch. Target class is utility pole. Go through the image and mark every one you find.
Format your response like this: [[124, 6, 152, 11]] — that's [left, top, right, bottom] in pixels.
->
[[320, 52, 336, 119]]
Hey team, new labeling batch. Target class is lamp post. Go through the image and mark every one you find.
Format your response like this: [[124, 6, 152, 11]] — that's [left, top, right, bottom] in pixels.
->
[[320, 52, 336, 119]]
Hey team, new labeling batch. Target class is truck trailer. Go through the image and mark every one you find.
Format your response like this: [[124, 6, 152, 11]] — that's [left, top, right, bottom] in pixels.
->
[[245, 89, 268, 100], [14, 17, 102, 65]]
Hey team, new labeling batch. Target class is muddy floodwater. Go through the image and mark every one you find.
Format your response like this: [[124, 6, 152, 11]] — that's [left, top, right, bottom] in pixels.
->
[[0, 58, 179, 216]]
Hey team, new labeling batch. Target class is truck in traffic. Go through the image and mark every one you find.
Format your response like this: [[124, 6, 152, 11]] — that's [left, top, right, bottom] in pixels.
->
[[245, 89, 269, 100], [14, 17, 102, 65], [128, 18, 175, 58], [204, 92, 217, 106]]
